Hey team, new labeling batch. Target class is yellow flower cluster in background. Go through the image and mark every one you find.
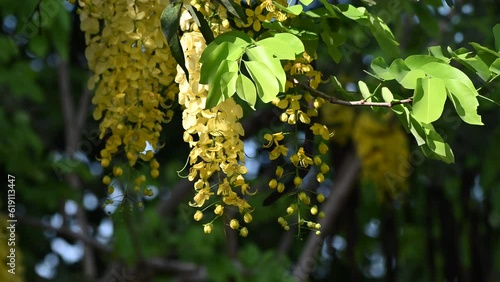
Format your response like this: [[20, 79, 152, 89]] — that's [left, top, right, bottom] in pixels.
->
[[77, 0, 177, 196], [176, 6, 252, 235], [353, 112, 410, 196]]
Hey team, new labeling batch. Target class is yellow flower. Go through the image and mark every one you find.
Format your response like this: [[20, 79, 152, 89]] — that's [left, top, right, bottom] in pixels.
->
[[194, 210, 203, 221], [229, 219, 240, 229], [270, 145, 289, 160], [244, 6, 266, 31], [190, 188, 214, 207], [244, 213, 253, 223], [291, 147, 313, 168], [311, 123, 331, 140], [204, 223, 213, 234], [214, 204, 224, 215], [239, 227, 248, 237]]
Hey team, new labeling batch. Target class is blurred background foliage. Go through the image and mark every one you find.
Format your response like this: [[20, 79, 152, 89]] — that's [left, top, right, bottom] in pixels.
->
[[1, 0, 500, 281]]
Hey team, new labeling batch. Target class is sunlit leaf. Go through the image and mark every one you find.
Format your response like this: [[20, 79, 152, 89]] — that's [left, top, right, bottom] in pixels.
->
[[244, 61, 279, 103], [443, 79, 483, 125], [428, 46, 449, 62], [236, 74, 257, 109], [205, 60, 239, 109], [245, 46, 286, 92], [416, 62, 482, 125], [370, 57, 393, 80], [448, 49, 491, 81], [490, 58, 500, 75], [422, 123, 455, 163], [274, 33, 305, 56], [412, 77, 447, 124], [200, 41, 246, 84], [221, 72, 238, 99], [390, 59, 425, 89], [358, 80, 371, 101], [381, 87, 393, 102]]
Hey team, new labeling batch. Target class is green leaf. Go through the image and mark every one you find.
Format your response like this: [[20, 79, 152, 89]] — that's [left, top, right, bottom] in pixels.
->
[[256, 33, 304, 60], [299, 0, 313, 5], [416, 62, 482, 125], [221, 72, 238, 99], [320, 21, 347, 64], [236, 74, 257, 109], [389, 58, 410, 81], [274, 33, 305, 56], [245, 46, 286, 92], [404, 55, 443, 69], [469, 42, 500, 60], [428, 46, 449, 62], [422, 123, 455, 163], [161, 3, 189, 80], [186, 5, 214, 45], [448, 48, 491, 81], [370, 57, 393, 80], [390, 59, 425, 89], [200, 31, 252, 63], [443, 79, 483, 125], [419, 62, 474, 87], [494, 24, 500, 52], [287, 5, 304, 15], [381, 87, 393, 102], [256, 38, 295, 60], [369, 19, 400, 58], [322, 33, 344, 63], [244, 61, 279, 103], [333, 4, 399, 58], [392, 104, 426, 146], [205, 60, 239, 109], [358, 81, 371, 101], [330, 76, 351, 99], [490, 58, 500, 75], [334, 4, 367, 20], [412, 77, 447, 124], [317, 0, 339, 17], [304, 7, 338, 18], [215, 0, 247, 23], [199, 41, 246, 84]]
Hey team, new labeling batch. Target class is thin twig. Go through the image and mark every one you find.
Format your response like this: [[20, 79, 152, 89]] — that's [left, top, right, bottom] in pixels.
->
[[288, 76, 413, 108]]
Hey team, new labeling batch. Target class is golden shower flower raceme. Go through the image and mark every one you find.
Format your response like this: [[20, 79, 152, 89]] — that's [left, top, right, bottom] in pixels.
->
[[78, 0, 177, 192], [175, 15, 253, 234]]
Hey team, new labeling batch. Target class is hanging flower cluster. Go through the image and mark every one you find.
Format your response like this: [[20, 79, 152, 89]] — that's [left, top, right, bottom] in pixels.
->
[[77, 0, 177, 197], [262, 53, 330, 235], [176, 7, 252, 236], [75, 0, 407, 236]]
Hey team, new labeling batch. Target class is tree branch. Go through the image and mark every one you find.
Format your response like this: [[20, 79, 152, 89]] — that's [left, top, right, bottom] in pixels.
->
[[58, 60, 97, 278], [17, 215, 112, 253], [288, 76, 413, 108]]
